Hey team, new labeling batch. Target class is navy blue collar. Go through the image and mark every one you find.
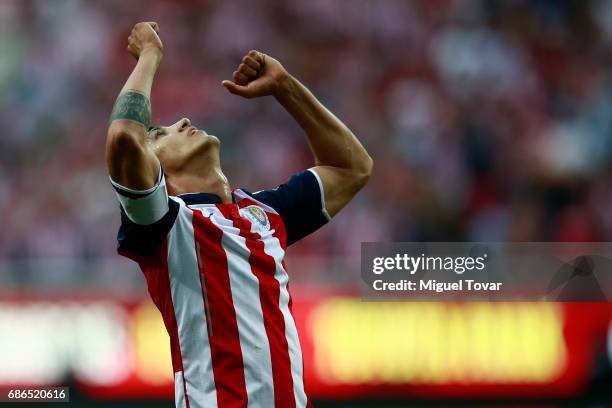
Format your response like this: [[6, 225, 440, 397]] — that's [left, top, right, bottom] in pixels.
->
[[177, 192, 235, 205]]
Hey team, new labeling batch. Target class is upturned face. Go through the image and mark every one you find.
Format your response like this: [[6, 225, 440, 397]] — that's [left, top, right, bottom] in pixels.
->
[[147, 117, 220, 173]]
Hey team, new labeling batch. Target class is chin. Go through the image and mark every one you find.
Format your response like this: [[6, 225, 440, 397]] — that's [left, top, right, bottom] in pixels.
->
[[208, 134, 220, 145], [203, 133, 220, 147], [196, 134, 220, 155], [194, 129, 217, 142]]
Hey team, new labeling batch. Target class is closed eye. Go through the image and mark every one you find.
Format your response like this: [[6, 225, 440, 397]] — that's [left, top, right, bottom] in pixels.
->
[[148, 126, 164, 139]]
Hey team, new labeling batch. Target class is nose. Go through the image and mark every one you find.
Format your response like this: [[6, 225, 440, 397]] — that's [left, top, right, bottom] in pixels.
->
[[178, 118, 191, 131]]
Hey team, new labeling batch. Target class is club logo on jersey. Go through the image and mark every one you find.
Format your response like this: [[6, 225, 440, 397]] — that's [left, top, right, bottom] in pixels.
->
[[241, 205, 270, 230]]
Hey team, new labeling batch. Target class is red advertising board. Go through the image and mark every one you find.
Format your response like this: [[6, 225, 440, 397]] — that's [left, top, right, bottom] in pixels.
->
[[0, 289, 610, 400]]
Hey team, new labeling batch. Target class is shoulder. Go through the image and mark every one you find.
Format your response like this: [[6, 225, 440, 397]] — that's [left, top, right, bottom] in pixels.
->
[[242, 170, 327, 215], [234, 170, 330, 246]]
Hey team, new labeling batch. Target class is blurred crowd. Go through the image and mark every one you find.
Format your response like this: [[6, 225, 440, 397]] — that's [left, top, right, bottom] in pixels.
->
[[2, 0, 612, 288]]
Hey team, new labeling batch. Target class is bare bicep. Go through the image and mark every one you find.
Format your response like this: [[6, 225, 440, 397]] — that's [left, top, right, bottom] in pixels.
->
[[106, 120, 159, 190]]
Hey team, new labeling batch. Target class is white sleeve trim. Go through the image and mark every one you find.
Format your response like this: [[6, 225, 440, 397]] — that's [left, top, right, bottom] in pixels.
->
[[109, 165, 169, 225], [308, 168, 332, 221]]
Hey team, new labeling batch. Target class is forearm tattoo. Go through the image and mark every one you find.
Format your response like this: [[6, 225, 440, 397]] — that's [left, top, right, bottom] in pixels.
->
[[110, 90, 151, 128]]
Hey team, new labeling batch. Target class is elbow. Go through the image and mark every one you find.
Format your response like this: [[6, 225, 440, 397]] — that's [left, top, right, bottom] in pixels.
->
[[105, 125, 146, 175], [354, 154, 373, 189], [364, 154, 374, 177], [106, 124, 144, 157]]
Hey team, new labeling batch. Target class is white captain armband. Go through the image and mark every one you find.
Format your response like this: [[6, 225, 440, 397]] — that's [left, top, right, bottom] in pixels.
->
[[109, 165, 169, 225]]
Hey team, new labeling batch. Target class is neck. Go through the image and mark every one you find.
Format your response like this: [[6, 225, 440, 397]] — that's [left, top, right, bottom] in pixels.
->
[[166, 167, 232, 203]]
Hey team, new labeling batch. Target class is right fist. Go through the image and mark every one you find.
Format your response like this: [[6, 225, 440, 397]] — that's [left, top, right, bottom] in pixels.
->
[[127, 22, 163, 60]]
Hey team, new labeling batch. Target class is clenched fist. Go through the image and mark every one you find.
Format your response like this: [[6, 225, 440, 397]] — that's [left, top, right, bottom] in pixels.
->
[[222, 50, 289, 98], [127, 22, 163, 60]]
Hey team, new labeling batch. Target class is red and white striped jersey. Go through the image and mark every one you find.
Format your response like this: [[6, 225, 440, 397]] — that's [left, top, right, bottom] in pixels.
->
[[112, 169, 330, 408]]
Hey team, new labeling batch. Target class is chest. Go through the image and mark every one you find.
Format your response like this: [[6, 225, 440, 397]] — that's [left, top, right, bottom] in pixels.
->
[[180, 203, 285, 264]]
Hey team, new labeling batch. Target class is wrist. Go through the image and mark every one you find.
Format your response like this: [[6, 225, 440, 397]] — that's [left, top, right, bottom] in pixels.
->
[[273, 72, 296, 99], [140, 47, 163, 65]]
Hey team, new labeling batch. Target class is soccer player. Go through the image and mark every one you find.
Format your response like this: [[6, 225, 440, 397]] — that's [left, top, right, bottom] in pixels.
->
[[106, 22, 372, 408]]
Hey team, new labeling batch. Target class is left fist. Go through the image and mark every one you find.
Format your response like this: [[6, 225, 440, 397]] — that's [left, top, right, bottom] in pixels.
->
[[222, 50, 289, 98]]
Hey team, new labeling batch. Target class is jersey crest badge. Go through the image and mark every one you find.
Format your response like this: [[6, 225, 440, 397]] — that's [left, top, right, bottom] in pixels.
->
[[241, 205, 270, 230]]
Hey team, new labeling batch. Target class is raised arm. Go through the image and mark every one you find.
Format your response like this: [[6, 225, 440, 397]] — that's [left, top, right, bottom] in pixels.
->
[[106, 22, 163, 190], [222, 51, 373, 217]]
